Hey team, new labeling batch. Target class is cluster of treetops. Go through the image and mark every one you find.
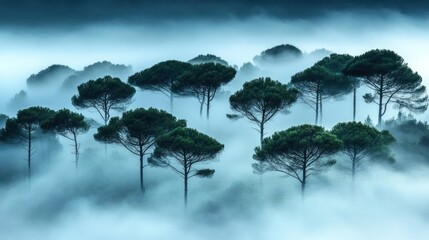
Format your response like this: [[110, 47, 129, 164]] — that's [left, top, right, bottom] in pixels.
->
[[0, 48, 427, 206]]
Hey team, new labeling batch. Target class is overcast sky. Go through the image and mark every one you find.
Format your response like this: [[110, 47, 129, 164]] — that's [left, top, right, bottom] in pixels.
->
[[1, 0, 429, 28]]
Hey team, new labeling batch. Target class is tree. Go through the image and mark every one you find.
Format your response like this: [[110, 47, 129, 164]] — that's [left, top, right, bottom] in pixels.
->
[[172, 63, 236, 118], [0, 107, 55, 183], [188, 54, 229, 66], [72, 76, 136, 125], [254, 125, 341, 196], [331, 122, 395, 183], [128, 60, 193, 112], [0, 114, 8, 128], [253, 44, 303, 66], [41, 109, 90, 170], [149, 127, 224, 207], [343, 49, 428, 125], [291, 65, 352, 124], [229, 77, 298, 144], [316, 54, 360, 121], [94, 108, 186, 193]]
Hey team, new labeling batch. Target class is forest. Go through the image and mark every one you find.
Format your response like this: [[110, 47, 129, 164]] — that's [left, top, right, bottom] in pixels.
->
[[1, 1, 429, 240]]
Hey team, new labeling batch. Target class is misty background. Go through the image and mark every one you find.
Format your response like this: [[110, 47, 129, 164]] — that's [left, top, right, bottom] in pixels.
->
[[1, 1, 429, 239]]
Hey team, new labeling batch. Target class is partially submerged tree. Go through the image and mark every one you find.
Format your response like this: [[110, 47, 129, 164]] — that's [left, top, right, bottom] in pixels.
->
[[291, 65, 352, 124], [172, 62, 236, 118], [41, 109, 90, 170], [149, 127, 224, 207], [343, 49, 428, 125], [128, 60, 193, 112], [254, 125, 341, 196], [331, 122, 395, 183], [229, 77, 298, 144], [72, 76, 136, 125], [94, 108, 186, 193]]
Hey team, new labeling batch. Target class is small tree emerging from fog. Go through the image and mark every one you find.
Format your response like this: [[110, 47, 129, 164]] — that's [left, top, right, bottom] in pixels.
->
[[343, 49, 428, 125], [149, 127, 224, 207], [0, 107, 55, 183], [72, 76, 136, 125], [254, 125, 341, 196], [172, 63, 236, 118], [229, 77, 298, 144], [331, 122, 395, 183], [41, 109, 90, 170], [128, 60, 193, 112], [291, 64, 352, 124], [94, 108, 186, 193]]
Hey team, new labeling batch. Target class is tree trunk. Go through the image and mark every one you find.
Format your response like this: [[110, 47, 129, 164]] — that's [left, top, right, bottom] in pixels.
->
[[73, 132, 79, 171], [139, 145, 145, 193], [353, 86, 357, 121], [378, 76, 384, 126], [170, 91, 174, 114], [315, 92, 319, 125], [319, 94, 323, 124], [206, 89, 211, 119], [199, 91, 206, 117], [27, 128, 31, 188], [184, 173, 188, 209]]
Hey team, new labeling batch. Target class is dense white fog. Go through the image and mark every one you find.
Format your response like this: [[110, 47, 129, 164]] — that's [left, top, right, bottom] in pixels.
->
[[1, 10, 429, 240]]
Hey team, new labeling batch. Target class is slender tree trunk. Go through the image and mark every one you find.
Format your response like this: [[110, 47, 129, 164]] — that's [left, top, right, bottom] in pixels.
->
[[73, 133, 79, 171], [139, 146, 145, 193], [27, 128, 31, 188], [315, 92, 319, 125], [184, 174, 188, 209], [378, 76, 384, 126], [353, 86, 357, 121], [170, 91, 174, 114], [206, 89, 211, 119], [200, 91, 206, 117], [319, 94, 323, 124]]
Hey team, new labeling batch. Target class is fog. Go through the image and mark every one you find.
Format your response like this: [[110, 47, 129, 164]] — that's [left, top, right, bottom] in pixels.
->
[[1, 9, 429, 240]]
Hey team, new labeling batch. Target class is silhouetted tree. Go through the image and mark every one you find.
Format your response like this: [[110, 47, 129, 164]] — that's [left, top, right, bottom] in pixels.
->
[[128, 60, 192, 112], [291, 65, 352, 124], [41, 109, 90, 170], [254, 44, 303, 65], [343, 49, 428, 125], [172, 63, 236, 118], [331, 122, 395, 183], [94, 108, 186, 193], [229, 77, 298, 144], [72, 76, 136, 125], [254, 125, 341, 196], [27, 64, 75, 88], [149, 127, 224, 207]]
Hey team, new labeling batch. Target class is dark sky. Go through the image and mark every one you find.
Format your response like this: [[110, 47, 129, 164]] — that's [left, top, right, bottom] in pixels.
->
[[1, 0, 429, 28]]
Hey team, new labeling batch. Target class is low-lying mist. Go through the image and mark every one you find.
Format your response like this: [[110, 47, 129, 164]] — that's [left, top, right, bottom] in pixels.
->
[[1, 10, 429, 240]]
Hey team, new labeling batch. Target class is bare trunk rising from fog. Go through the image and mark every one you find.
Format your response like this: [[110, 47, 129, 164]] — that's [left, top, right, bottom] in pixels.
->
[[353, 87, 357, 121], [315, 92, 319, 125], [73, 132, 78, 171], [378, 76, 384, 125], [206, 89, 211, 119], [139, 145, 145, 193], [199, 92, 205, 117]]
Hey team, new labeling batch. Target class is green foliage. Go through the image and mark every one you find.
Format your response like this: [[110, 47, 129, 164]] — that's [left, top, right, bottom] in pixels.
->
[[188, 54, 229, 66], [229, 77, 298, 143], [291, 61, 353, 123], [331, 122, 395, 176], [128, 60, 193, 95], [254, 124, 341, 191], [94, 108, 186, 156], [72, 76, 136, 125], [343, 49, 428, 124], [42, 109, 90, 139], [172, 62, 236, 117]]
